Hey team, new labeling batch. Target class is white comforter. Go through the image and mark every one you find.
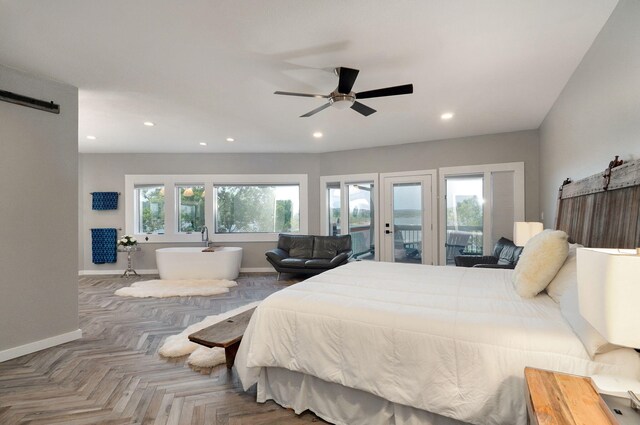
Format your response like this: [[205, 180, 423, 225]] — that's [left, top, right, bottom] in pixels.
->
[[235, 261, 640, 425]]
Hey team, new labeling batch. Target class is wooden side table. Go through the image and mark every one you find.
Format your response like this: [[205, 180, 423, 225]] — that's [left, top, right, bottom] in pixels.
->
[[525, 367, 620, 425]]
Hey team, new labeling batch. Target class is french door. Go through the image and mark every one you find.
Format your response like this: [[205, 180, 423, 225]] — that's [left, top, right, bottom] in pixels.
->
[[320, 174, 378, 261], [380, 172, 435, 265], [443, 174, 484, 265], [438, 162, 525, 265]]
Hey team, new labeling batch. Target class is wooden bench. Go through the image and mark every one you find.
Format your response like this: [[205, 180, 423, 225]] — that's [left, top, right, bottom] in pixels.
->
[[188, 307, 256, 368]]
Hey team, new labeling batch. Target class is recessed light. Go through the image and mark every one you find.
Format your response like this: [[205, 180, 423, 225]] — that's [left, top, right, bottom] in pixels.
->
[[440, 112, 454, 120], [199, 142, 207, 146], [143, 121, 155, 127], [313, 132, 323, 138], [86, 135, 96, 140], [226, 137, 235, 142]]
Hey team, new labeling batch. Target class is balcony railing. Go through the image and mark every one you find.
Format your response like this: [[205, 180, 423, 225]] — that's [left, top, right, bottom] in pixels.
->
[[445, 226, 483, 264], [349, 224, 375, 259], [396, 224, 421, 247], [333, 224, 483, 264]]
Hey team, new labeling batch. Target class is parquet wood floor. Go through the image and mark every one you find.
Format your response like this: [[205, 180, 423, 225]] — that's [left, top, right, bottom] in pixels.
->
[[0, 273, 327, 424]]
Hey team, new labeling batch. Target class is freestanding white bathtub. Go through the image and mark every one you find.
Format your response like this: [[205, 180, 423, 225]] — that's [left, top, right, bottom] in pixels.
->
[[156, 247, 242, 280]]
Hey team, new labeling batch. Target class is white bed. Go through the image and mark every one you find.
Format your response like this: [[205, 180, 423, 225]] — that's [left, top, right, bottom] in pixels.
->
[[235, 261, 640, 425]]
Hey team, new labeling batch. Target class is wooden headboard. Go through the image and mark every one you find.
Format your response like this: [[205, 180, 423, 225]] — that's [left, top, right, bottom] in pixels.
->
[[555, 157, 640, 248]]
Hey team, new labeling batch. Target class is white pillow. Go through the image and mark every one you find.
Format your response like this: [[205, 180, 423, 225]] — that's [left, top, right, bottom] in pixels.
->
[[560, 285, 620, 359], [512, 230, 569, 298], [545, 243, 583, 303]]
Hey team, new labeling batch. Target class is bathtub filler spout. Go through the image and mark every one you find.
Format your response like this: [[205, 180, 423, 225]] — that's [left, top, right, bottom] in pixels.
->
[[201, 226, 209, 246]]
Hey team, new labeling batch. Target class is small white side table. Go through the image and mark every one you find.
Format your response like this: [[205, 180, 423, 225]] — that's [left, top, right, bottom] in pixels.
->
[[118, 246, 141, 278]]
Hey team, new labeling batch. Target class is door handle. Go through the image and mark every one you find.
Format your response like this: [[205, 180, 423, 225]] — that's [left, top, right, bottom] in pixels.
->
[[385, 230, 393, 234]]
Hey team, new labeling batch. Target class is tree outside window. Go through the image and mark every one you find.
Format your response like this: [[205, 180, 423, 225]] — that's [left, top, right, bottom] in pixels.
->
[[446, 196, 483, 254], [446, 196, 482, 228], [177, 185, 205, 233], [136, 185, 165, 234], [215, 185, 299, 233]]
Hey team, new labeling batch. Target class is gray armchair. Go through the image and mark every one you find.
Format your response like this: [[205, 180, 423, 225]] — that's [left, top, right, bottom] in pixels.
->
[[266, 234, 352, 279], [454, 237, 523, 269]]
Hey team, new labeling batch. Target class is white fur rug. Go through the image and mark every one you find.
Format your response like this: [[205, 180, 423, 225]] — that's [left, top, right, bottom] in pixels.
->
[[114, 279, 237, 298], [158, 302, 260, 368]]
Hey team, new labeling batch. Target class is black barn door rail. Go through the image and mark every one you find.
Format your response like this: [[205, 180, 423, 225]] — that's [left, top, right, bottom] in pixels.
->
[[0, 89, 60, 114]]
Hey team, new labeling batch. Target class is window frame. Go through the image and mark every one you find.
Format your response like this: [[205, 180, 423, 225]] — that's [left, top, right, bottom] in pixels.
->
[[125, 174, 308, 243], [213, 183, 302, 239], [175, 183, 206, 234], [133, 183, 166, 236], [438, 162, 524, 264], [320, 173, 380, 261]]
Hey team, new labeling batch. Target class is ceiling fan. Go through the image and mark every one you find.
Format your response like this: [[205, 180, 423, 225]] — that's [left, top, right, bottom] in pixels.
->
[[274, 67, 413, 117]]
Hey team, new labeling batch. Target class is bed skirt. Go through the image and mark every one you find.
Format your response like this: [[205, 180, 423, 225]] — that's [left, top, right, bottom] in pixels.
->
[[257, 367, 471, 425]]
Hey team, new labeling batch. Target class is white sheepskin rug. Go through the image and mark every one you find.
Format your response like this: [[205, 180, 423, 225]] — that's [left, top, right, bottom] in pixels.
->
[[114, 279, 237, 298], [158, 302, 260, 368]]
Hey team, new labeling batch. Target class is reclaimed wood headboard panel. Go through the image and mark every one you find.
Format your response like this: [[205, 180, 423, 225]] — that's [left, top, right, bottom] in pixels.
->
[[555, 158, 640, 248]]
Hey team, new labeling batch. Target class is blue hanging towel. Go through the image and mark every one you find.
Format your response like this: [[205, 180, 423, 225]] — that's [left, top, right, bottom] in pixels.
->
[[92, 192, 119, 210], [91, 228, 117, 264]]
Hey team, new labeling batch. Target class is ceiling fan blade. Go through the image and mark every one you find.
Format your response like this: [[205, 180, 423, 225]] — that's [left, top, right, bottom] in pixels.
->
[[274, 91, 329, 99], [337, 67, 360, 94], [300, 102, 331, 117], [356, 84, 413, 99], [351, 101, 376, 117]]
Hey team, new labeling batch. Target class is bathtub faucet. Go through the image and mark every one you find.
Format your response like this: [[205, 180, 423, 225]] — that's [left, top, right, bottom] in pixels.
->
[[201, 226, 209, 246]]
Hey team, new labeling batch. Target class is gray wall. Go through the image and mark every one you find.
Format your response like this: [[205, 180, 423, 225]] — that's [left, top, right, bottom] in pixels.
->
[[80, 130, 539, 271], [320, 130, 540, 222], [0, 65, 79, 351], [80, 153, 321, 271], [540, 0, 640, 227]]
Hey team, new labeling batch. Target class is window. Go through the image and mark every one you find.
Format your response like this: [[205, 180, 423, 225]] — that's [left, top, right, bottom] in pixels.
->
[[327, 183, 341, 236], [348, 183, 374, 259], [215, 185, 300, 234], [176, 185, 205, 233], [391, 182, 423, 264], [135, 185, 165, 234], [439, 162, 524, 265], [444, 175, 484, 264], [125, 174, 307, 243], [320, 174, 379, 261]]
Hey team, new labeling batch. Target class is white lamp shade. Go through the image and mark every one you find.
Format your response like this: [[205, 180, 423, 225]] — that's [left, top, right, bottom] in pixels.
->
[[577, 248, 640, 348], [513, 222, 543, 246]]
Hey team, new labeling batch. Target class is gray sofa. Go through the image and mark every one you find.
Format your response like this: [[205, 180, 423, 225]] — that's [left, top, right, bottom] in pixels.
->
[[265, 234, 352, 278]]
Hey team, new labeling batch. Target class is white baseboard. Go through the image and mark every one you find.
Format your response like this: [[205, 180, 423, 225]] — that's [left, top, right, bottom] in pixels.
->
[[80, 268, 273, 275], [79, 269, 158, 276], [0, 329, 82, 363], [240, 267, 274, 273]]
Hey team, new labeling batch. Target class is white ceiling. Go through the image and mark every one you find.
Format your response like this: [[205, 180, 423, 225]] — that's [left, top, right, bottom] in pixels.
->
[[0, 1, 617, 154]]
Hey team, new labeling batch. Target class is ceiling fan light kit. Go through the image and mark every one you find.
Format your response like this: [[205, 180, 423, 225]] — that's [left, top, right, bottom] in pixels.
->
[[328, 91, 355, 109], [274, 67, 413, 117]]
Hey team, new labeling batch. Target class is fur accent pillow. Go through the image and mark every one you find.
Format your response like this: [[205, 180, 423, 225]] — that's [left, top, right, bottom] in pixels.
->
[[512, 230, 569, 298]]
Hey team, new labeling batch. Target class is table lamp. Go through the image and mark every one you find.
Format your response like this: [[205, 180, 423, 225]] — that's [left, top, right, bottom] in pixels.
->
[[576, 247, 640, 410], [513, 222, 543, 246]]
